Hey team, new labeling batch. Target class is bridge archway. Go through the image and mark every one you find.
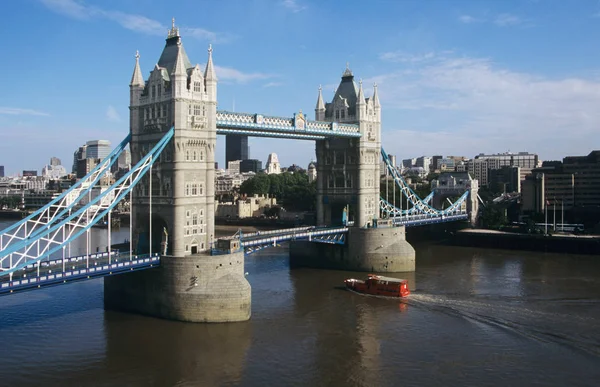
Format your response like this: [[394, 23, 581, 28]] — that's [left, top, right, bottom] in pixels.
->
[[134, 214, 170, 255]]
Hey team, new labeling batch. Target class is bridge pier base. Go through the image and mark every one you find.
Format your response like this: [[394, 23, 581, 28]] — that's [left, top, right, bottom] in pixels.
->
[[290, 226, 415, 272], [104, 251, 251, 323]]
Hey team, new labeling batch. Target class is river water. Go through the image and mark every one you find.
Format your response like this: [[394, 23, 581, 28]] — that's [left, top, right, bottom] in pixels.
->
[[0, 220, 599, 386]]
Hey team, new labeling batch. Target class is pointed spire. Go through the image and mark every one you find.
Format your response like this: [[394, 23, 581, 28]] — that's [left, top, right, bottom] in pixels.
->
[[130, 50, 144, 87], [316, 85, 325, 111], [372, 83, 380, 108], [342, 62, 353, 77], [204, 44, 217, 81], [357, 79, 366, 105], [171, 41, 187, 76]]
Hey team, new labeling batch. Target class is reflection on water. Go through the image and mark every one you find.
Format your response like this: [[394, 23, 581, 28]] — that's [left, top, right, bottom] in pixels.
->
[[1, 220, 600, 386]]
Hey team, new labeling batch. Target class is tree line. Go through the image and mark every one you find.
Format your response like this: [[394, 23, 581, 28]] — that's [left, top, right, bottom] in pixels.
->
[[239, 172, 316, 212]]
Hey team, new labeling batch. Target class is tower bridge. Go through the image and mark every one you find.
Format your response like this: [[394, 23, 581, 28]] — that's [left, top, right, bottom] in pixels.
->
[[0, 22, 476, 322]]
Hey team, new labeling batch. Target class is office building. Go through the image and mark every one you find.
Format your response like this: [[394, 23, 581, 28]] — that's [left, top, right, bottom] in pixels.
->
[[22, 170, 37, 177], [50, 157, 61, 166], [225, 135, 249, 166], [86, 140, 111, 160], [72, 145, 87, 174], [0, 165, 4, 177], [240, 159, 262, 173]]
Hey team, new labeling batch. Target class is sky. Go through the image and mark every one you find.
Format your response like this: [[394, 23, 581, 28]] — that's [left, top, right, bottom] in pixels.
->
[[1, 0, 600, 175]]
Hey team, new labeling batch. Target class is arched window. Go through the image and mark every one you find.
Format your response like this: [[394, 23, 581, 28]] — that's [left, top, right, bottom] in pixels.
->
[[186, 151, 190, 161], [200, 151, 204, 161], [193, 151, 197, 161]]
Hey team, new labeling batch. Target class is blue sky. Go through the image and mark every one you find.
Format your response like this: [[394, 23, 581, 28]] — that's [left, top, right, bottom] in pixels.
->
[[1, 0, 600, 175]]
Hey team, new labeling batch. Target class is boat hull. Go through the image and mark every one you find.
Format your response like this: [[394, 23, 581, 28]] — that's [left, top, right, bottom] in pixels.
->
[[344, 276, 410, 298]]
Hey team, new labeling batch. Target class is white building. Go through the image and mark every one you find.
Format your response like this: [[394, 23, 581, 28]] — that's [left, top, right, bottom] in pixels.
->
[[42, 164, 67, 179], [265, 153, 281, 174], [307, 161, 317, 183]]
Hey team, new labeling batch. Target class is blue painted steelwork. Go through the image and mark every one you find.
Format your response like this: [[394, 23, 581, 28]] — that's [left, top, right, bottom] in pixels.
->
[[0, 134, 132, 247], [392, 213, 468, 227], [0, 253, 159, 295], [239, 226, 348, 254], [216, 110, 361, 140], [0, 128, 174, 278], [381, 148, 469, 217]]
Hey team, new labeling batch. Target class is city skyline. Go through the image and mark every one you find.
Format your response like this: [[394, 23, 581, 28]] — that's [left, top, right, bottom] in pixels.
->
[[2, 0, 600, 174]]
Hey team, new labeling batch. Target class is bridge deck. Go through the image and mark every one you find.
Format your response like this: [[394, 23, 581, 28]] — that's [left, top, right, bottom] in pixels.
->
[[0, 252, 159, 295]]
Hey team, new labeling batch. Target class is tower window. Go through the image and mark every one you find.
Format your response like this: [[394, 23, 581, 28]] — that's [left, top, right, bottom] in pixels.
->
[[194, 105, 201, 116], [200, 151, 204, 161], [341, 110, 345, 119], [193, 151, 197, 161], [335, 110, 340, 119], [151, 85, 155, 98], [186, 151, 190, 161], [194, 82, 202, 92]]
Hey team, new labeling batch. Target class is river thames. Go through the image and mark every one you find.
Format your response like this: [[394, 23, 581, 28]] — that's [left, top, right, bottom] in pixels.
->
[[0, 220, 599, 386]]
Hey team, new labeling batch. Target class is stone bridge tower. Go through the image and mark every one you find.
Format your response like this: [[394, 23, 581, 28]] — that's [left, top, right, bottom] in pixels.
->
[[128, 22, 216, 256], [314, 66, 381, 228], [105, 22, 250, 323]]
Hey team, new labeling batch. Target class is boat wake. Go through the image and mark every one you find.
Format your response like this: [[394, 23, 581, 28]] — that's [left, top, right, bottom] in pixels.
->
[[406, 293, 600, 357]]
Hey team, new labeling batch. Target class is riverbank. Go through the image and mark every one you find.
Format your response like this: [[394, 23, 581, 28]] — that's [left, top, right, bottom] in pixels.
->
[[448, 228, 600, 255]]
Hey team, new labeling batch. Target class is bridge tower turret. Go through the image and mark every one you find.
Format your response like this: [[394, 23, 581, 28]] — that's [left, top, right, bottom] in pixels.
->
[[315, 85, 325, 121], [105, 20, 250, 323], [129, 51, 144, 136]]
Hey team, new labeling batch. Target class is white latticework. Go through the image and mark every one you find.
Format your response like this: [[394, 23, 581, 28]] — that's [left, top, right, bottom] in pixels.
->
[[380, 148, 469, 217], [0, 128, 174, 280]]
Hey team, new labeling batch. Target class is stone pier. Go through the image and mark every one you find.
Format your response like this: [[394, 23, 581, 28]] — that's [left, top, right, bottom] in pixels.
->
[[290, 224, 415, 272], [104, 250, 251, 323]]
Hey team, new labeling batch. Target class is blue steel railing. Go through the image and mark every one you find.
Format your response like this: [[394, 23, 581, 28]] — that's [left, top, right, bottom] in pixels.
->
[[0, 252, 160, 295]]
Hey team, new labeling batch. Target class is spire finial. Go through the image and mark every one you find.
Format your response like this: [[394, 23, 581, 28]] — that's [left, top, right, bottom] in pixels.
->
[[346, 62, 350, 70], [318, 84, 322, 91], [135, 50, 140, 60], [208, 43, 213, 54], [359, 78, 363, 86], [172, 17, 175, 29], [374, 82, 377, 88]]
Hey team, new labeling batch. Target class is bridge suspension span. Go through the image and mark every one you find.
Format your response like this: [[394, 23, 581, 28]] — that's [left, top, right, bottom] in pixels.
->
[[0, 127, 174, 285]]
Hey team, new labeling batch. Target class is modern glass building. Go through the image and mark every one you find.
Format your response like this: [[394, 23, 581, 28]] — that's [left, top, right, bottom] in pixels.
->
[[225, 135, 248, 166]]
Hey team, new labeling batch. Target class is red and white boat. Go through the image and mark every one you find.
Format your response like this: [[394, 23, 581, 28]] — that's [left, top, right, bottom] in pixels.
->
[[344, 274, 410, 298]]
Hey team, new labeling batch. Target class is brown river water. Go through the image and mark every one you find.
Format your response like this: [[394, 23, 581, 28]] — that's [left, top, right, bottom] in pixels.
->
[[0, 221, 599, 387]]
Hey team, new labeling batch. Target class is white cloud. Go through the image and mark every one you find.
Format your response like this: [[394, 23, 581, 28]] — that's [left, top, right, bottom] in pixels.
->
[[215, 65, 275, 83], [39, 0, 92, 20], [371, 52, 600, 160], [39, 0, 227, 41], [0, 107, 49, 116], [263, 82, 284, 88], [281, 0, 306, 13], [458, 13, 527, 27], [380, 51, 436, 63], [458, 15, 481, 24], [494, 13, 523, 26], [106, 105, 121, 122]]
